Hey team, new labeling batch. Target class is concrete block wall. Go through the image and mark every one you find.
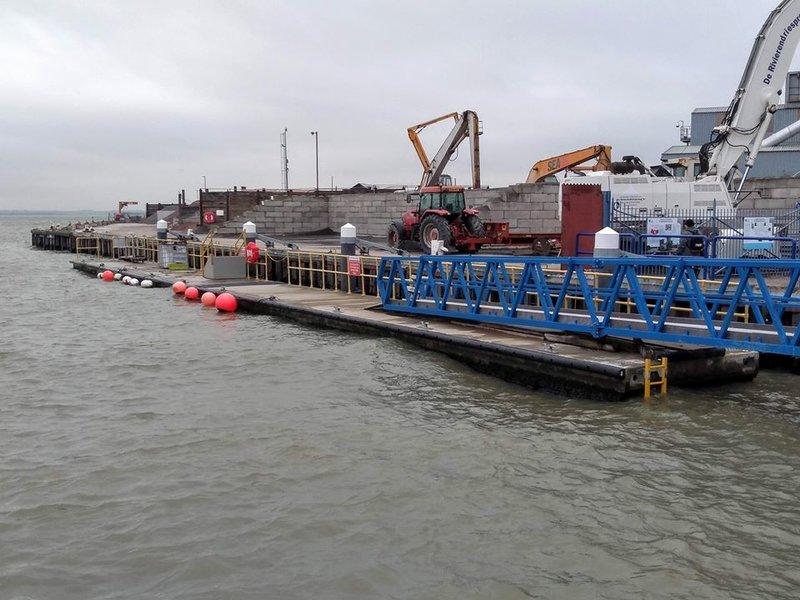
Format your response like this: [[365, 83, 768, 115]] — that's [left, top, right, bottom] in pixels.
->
[[328, 192, 409, 237], [738, 178, 800, 210], [466, 183, 561, 233], [217, 195, 328, 236], [217, 184, 561, 238]]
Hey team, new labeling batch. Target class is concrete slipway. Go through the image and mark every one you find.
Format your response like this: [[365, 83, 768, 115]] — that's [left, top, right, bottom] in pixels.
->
[[70, 258, 758, 401]]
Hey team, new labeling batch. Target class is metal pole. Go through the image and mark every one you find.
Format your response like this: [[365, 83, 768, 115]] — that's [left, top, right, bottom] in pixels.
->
[[202, 175, 207, 189], [733, 165, 751, 206], [311, 131, 319, 191], [280, 128, 288, 191]]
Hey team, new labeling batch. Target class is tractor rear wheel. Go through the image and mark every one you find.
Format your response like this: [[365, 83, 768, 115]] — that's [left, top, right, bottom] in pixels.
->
[[419, 215, 452, 253], [387, 221, 404, 249], [463, 214, 486, 237]]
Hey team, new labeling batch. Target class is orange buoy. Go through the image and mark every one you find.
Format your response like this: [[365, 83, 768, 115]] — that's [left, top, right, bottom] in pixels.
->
[[184, 286, 200, 301], [102, 270, 114, 281], [172, 281, 187, 295], [215, 292, 237, 312], [201, 291, 217, 307]]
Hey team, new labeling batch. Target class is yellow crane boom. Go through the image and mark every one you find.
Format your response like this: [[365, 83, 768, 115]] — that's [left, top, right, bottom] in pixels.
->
[[526, 145, 613, 183]]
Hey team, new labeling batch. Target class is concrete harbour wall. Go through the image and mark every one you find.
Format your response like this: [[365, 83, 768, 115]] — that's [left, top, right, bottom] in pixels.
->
[[217, 183, 560, 238]]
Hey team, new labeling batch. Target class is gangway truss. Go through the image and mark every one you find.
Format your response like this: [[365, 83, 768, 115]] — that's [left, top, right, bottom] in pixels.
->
[[377, 255, 800, 357]]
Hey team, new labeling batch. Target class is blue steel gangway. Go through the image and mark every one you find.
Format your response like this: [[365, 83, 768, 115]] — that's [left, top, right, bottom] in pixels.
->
[[376, 255, 800, 357]]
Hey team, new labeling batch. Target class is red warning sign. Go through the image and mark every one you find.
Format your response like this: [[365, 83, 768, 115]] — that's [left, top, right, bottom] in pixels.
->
[[347, 256, 361, 276]]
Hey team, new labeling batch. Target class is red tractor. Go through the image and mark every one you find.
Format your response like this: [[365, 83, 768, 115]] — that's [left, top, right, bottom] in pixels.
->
[[387, 185, 488, 253]]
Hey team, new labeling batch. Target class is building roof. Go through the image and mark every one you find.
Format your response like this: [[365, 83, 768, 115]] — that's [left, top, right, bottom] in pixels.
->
[[761, 145, 800, 152], [662, 144, 702, 157], [662, 144, 800, 159], [692, 106, 727, 114]]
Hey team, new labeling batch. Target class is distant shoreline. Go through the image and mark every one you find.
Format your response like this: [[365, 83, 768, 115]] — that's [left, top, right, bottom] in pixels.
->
[[0, 210, 113, 216]]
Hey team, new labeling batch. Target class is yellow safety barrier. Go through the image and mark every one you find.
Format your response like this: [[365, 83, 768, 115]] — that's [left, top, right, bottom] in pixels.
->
[[75, 235, 101, 257], [112, 236, 159, 263]]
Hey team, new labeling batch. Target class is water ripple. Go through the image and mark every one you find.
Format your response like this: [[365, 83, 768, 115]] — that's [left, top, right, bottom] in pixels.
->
[[2, 216, 800, 599]]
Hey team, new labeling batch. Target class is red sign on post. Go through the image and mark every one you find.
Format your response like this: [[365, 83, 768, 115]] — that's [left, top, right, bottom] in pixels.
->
[[245, 242, 260, 263], [203, 211, 216, 225], [347, 256, 362, 276]]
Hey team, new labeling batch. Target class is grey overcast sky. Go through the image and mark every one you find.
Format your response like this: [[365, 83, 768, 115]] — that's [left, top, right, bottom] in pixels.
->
[[0, 0, 793, 210]]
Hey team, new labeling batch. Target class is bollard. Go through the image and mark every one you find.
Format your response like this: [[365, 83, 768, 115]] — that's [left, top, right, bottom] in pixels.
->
[[593, 226, 620, 287], [156, 219, 168, 241], [340, 223, 357, 256], [340, 223, 357, 292], [593, 227, 621, 258], [243, 221, 256, 244]]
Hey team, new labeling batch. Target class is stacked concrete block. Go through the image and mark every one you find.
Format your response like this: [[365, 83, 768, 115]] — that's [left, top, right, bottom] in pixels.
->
[[465, 183, 560, 233], [328, 192, 408, 237], [215, 194, 328, 236], [738, 178, 800, 210], [215, 184, 562, 239]]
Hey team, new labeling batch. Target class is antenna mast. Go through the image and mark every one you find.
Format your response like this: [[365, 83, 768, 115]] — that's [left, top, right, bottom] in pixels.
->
[[280, 128, 289, 190]]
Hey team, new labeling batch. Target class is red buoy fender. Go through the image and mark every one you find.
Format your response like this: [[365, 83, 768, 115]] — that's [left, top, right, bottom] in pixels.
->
[[102, 270, 114, 281], [201, 291, 217, 307], [172, 281, 187, 295], [245, 242, 260, 264], [184, 286, 200, 300], [215, 292, 237, 312]]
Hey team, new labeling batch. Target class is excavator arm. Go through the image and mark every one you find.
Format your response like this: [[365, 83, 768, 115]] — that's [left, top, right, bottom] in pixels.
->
[[118, 200, 139, 213], [407, 110, 481, 188], [701, 0, 800, 190], [525, 145, 612, 183]]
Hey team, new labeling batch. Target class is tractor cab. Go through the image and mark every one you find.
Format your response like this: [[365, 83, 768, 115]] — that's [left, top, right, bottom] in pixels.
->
[[416, 185, 467, 216]]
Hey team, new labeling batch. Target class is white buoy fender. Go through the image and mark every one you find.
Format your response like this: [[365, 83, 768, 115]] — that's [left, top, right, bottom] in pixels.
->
[[129, 278, 139, 286], [122, 276, 131, 284], [140, 279, 153, 288], [96, 272, 104, 279], [114, 273, 122, 280]]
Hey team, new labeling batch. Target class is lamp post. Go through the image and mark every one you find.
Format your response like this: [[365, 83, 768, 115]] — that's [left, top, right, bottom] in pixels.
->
[[202, 175, 207, 189], [310, 131, 319, 191]]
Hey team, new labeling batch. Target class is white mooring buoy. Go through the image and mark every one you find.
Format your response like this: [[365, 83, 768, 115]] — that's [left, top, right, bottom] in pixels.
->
[[140, 279, 153, 288]]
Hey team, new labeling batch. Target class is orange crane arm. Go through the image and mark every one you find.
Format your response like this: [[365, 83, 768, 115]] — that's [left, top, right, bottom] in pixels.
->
[[118, 200, 139, 213], [406, 112, 460, 182], [525, 145, 612, 183]]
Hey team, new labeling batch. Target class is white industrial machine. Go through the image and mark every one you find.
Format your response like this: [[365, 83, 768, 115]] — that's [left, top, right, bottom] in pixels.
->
[[562, 171, 732, 213], [564, 0, 800, 213]]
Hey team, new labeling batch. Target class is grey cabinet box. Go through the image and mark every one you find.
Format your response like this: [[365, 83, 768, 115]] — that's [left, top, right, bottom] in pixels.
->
[[204, 255, 246, 279]]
